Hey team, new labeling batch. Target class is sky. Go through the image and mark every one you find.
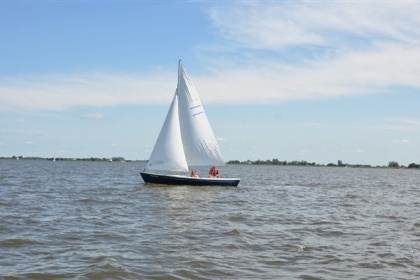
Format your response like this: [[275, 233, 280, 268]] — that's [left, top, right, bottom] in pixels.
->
[[1, 0, 419, 166]]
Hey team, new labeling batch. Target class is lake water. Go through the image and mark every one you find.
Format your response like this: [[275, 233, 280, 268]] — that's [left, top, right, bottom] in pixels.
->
[[1, 160, 419, 279]]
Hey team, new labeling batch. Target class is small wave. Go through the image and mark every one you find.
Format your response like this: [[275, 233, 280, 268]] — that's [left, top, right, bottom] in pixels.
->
[[358, 261, 385, 269], [312, 220, 332, 225], [225, 243, 240, 250], [43, 254, 55, 260], [0, 238, 40, 247], [377, 214, 399, 220], [314, 228, 345, 237], [93, 232, 125, 241], [176, 269, 199, 279], [0, 201, 13, 207], [298, 274, 323, 280], [262, 259, 284, 265], [328, 230, 344, 236], [20, 273, 69, 279], [2, 276, 20, 280], [226, 229, 241, 235], [321, 254, 343, 264], [228, 214, 246, 222], [388, 261, 406, 268], [187, 260, 214, 269], [92, 219, 107, 226], [369, 241, 384, 247], [340, 203, 355, 207], [84, 268, 132, 279], [79, 198, 96, 203], [84, 258, 133, 279], [394, 257, 415, 265], [62, 235, 80, 241], [298, 245, 309, 252], [185, 235, 198, 240]]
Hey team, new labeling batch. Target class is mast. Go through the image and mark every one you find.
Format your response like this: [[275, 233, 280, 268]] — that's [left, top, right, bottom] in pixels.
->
[[177, 59, 182, 96]]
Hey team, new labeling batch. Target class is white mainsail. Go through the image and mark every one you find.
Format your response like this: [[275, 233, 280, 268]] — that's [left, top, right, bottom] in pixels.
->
[[177, 62, 225, 167], [145, 61, 225, 172]]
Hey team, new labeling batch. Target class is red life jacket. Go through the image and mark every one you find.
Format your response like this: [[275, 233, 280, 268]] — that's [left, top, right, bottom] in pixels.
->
[[210, 167, 218, 176]]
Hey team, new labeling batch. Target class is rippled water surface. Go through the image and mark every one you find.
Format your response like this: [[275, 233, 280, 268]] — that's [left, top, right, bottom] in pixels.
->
[[1, 160, 420, 279]]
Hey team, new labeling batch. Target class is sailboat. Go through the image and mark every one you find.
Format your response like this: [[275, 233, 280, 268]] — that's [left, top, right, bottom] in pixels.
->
[[140, 60, 240, 187]]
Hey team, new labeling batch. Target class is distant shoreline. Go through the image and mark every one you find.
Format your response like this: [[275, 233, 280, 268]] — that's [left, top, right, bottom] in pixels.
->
[[227, 159, 420, 169], [0, 156, 144, 163], [1, 156, 419, 169]]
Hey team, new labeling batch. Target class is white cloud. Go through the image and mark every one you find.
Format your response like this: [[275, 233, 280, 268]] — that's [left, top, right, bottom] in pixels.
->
[[393, 139, 410, 144], [81, 113, 106, 120], [1, 2, 419, 111], [196, 43, 420, 104], [208, 1, 420, 49], [201, 1, 420, 102], [2, 44, 419, 112], [209, 2, 324, 49], [299, 150, 312, 156], [0, 71, 175, 111], [298, 122, 325, 127], [374, 118, 420, 131], [341, 148, 364, 154]]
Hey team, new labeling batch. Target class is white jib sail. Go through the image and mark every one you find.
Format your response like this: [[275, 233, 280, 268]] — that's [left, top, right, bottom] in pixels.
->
[[177, 62, 225, 167], [145, 93, 189, 172]]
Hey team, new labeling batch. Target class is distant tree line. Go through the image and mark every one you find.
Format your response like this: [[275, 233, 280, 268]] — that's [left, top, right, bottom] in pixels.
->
[[408, 162, 420, 168], [389, 161, 420, 169], [227, 159, 420, 169], [2, 156, 419, 168], [227, 159, 317, 166], [1, 156, 132, 162]]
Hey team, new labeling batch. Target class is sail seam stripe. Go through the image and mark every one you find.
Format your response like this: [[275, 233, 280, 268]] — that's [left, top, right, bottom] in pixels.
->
[[190, 105, 201, 109], [193, 112, 204, 116]]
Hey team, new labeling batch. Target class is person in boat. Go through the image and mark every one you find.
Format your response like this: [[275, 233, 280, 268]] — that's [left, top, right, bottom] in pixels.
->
[[191, 170, 198, 178], [208, 166, 220, 178]]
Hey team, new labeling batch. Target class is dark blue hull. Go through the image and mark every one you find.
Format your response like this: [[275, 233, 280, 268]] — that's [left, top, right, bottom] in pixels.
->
[[140, 172, 240, 187]]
